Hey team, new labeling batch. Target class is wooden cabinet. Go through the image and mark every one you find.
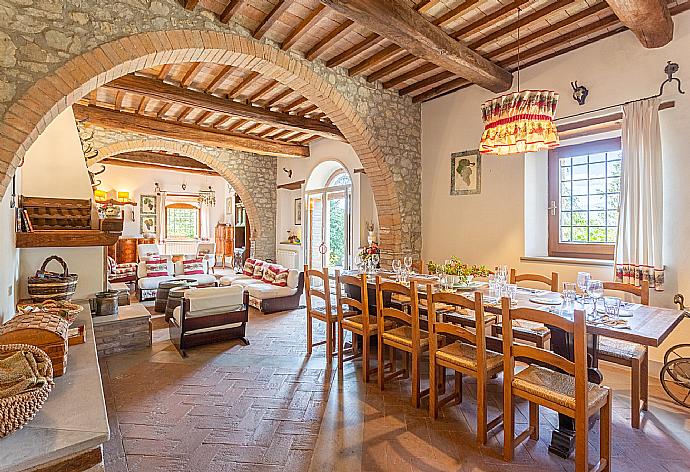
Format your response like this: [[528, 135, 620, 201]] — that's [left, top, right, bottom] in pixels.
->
[[108, 237, 156, 264], [214, 223, 234, 268]]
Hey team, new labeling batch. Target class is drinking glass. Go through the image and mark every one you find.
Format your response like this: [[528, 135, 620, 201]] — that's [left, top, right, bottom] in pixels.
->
[[587, 280, 604, 316], [392, 259, 402, 281], [604, 297, 621, 320], [404, 256, 413, 273], [371, 253, 380, 271], [562, 282, 577, 302], [505, 284, 518, 301], [577, 272, 591, 295], [488, 274, 498, 291]]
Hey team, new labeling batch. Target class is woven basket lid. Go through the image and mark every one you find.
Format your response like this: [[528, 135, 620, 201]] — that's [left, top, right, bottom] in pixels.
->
[[0, 311, 69, 340]]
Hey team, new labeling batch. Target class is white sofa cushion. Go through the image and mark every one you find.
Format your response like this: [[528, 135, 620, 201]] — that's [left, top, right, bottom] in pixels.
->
[[286, 269, 299, 289], [176, 274, 216, 285], [219, 274, 252, 286], [247, 283, 298, 300], [178, 285, 245, 318], [138, 259, 173, 278], [232, 278, 264, 288], [174, 258, 210, 276], [138, 275, 174, 289]]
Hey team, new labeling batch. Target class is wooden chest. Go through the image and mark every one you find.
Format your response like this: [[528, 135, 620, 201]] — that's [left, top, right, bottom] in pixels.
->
[[0, 311, 69, 376]]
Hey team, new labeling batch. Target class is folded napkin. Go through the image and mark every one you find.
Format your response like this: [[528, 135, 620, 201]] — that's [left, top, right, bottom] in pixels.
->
[[590, 316, 630, 329], [0, 350, 51, 398]]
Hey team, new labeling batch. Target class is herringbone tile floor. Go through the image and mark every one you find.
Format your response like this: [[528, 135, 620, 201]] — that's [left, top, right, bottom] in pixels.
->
[[101, 306, 690, 471]]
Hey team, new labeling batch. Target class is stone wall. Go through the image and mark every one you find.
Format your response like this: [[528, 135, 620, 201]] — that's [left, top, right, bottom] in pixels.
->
[[81, 123, 277, 260], [0, 0, 422, 259]]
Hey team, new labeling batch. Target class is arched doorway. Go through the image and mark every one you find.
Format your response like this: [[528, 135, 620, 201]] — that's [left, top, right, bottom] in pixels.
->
[[0, 30, 411, 261], [305, 161, 352, 270]]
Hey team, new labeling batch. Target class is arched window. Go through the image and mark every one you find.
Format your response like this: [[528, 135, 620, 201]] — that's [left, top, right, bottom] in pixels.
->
[[326, 169, 352, 188]]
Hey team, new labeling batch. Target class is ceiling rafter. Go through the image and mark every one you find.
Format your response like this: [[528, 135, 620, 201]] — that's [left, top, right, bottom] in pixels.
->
[[219, 0, 245, 24], [205, 65, 236, 94], [227, 71, 260, 98], [326, 33, 382, 68], [348, 44, 402, 76], [305, 19, 354, 60], [180, 62, 205, 88], [253, 0, 290, 40], [248, 80, 278, 102], [282, 4, 328, 51]]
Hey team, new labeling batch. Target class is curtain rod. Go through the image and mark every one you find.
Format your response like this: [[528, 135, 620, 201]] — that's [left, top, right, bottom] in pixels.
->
[[556, 61, 684, 122]]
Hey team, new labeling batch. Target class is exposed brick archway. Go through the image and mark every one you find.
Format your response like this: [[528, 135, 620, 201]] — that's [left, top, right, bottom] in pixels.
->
[[0, 30, 414, 260], [91, 137, 263, 246]]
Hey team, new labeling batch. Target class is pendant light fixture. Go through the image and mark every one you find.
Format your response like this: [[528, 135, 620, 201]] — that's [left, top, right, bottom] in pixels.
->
[[479, 8, 559, 155]]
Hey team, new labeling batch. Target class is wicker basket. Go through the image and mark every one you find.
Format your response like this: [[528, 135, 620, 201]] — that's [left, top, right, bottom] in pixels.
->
[[0, 344, 54, 438], [27, 256, 78, 302]]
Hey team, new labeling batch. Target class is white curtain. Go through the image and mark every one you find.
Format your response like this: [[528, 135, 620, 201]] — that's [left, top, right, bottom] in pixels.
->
[[157, 191, 166, 243], [615, 98, 664, 290]]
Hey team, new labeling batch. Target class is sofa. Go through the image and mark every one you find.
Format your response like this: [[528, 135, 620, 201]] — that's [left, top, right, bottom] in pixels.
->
[[219, 258, 304, 313], [137, 256, 218, 301], [169, 285, 249, 356]]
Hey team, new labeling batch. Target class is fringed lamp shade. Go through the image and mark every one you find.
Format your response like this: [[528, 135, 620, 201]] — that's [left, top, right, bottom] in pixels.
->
[[479, 90, 560, 155]]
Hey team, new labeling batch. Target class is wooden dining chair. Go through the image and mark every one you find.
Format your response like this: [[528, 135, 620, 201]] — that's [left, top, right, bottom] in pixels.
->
[[491, 269, 558, 349], [597, 280, 650, 428], [428, 287, 503, 445], [335, 270, 378, 382], [376, 276, 434, 407], [304, 265, 336, 363], [502, 300, 611, 472]]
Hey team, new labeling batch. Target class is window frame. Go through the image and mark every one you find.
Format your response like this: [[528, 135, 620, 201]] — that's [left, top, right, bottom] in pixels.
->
[[547, 137, 621, 260], [165, 202, 201, 240]]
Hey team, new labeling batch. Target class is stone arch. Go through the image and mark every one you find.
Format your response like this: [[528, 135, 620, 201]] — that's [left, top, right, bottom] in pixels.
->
[[0, 30, 405, 258], [91, 138, 263, 244]]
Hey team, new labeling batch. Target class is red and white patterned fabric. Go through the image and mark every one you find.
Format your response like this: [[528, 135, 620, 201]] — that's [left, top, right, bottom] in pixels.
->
[[145, 259, 170, 277], [272, 266, 290, 287], [183, 258, 205, 275], [262, 265, 281, 284], [252, 260, 265, 279], [243, 258, 256, 276]]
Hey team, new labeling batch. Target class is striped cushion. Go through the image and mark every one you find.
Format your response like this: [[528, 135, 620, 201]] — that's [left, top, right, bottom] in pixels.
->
[[252, 261, 265, 279], [272, 267, 290, 287], [183, 258, 204, 275], [243, 258, 256, 276], [145, 259, 169, 277]]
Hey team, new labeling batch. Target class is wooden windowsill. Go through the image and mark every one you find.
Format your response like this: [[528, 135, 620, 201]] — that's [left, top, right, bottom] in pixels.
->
[[520, 256, 614, 267]]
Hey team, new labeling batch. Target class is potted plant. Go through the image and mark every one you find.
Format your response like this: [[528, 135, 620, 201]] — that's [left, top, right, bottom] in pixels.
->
[[428, 257, 490, 286]]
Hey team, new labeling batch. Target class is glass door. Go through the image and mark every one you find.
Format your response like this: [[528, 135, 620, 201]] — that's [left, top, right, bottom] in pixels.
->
[[307, 193, 324, 270], [306, 186, 351, 271]]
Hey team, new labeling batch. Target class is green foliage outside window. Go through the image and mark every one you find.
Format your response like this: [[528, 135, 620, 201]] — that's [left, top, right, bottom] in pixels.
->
[[167, 207, 198, 239]]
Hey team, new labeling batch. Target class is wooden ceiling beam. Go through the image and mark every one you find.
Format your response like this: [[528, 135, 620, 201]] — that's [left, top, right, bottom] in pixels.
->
[[305, 19, 354, 60], [450, 0, 529, 40], [322, 0, 512, 92], [282, 4, 328, 50], [416, 0, 442, 14], [366, 54, 418, 82], [219, 0, 245, 23], [348, 44, 402, 76], [227, 71, 260, 98], [176, 106, 195, 122], [253, 0, 290, 40], [248, 80, 278, 102], [265, 88, 293, 107], [399, 70, 453, 95], [195, 111, 214, 125], [435, 0, 480, 28], [156, 102, 174, 119], [183, 0, 200, 11], [103, 157, 219, 176], [136, 96, 149, 114], [180, 62, 205, 88], [73, 104, 310, 158], [113, 151, 214, 171], [157, 64, 173, 81], [281, 97, 308, 112], [383, 62, 439, 89], [205, 65, 235, 94], [106, 75, 344, 141], [326, 33, 381, 67], [604, 0, 672, 47], [412, 76, 468, 102]]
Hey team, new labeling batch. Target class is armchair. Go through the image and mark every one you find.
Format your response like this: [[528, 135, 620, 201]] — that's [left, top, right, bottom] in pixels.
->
[[137, 243, 162, 261], [106, 256, 138, 284], [168, 285, 250, 356], [196, 242, 217, 274]]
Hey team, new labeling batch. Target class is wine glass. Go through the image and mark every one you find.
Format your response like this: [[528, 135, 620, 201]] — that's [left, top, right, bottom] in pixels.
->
[[587, 280, 604, 317], [371, 253, 380, 272], [577, 272, 591, 296], [392, 259, 402, 281], [404, 256, 413, 274]]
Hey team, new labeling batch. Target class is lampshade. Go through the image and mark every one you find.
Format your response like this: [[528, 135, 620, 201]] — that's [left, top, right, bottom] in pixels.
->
[[94, 189, 107, 202], [117, 191, 130, 202], [479, 90, 559, 155]]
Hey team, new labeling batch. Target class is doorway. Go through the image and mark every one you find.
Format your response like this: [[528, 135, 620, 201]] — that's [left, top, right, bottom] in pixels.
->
[[305, 164, 352, 270]]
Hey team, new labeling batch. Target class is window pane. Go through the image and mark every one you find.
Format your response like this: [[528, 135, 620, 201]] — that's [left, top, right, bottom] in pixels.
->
[[590, 195, 605, 210], [166, 208, 198, 239], [573, 227, 588, 241], [572, 211, 588, 226], [555, 141, 621, 249]]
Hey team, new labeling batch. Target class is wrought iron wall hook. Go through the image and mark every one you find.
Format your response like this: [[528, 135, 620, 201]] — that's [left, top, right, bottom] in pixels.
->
[[571, 81, 589, 105], [658, 61, 685, 96]]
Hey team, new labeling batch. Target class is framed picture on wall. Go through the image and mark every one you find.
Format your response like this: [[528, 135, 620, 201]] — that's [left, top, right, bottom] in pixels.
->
[[141, 214, 157, 234], [450, 149, 481, 196], [294, 198, 302, 226], [140, 194, 157, 214]]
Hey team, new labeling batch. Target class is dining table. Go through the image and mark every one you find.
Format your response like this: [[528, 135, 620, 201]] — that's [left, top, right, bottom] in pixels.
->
[[340, 269, 686, 458]]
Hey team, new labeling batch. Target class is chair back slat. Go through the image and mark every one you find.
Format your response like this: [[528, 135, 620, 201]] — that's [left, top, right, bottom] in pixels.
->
[[335, 270, 365, 313], [512, 345, 575, 376], [376, 276, 417, 330], [304, 265, 331, 317], [509, 307, 573, 332], [603, 280, 649, 305], [510, 269, 559, 292], [428, 287, 484, 350]]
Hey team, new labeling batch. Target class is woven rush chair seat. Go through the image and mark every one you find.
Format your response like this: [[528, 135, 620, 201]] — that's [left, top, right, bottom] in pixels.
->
[[341, 314, 394, 331], [598, 337, 646, 361], [513, 365, 609, 411], [513, 320, 550, 334], [382, 326, 434, 349], [436, 341, 503, 372], [419, 299, 457, 312]]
